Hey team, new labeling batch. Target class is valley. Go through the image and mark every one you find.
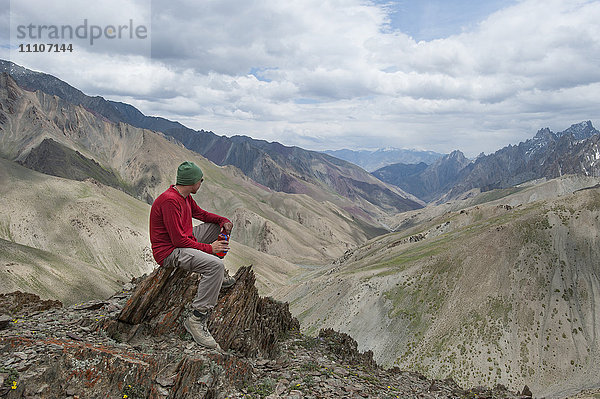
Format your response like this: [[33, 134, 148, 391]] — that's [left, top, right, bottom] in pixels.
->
[[278, 176, 600, 398]]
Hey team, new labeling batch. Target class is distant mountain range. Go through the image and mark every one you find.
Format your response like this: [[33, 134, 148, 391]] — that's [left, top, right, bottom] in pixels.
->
[[373, 121, 600, 203], [0, 60, 421, 220], [323, 148, 443, 172], [6, 59, 597, 211], [373, 150, 470, 203]]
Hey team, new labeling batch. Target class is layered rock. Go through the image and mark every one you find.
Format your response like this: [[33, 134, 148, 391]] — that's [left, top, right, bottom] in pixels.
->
[[107, 265, 298, 358], [0, 291, 62, 317]]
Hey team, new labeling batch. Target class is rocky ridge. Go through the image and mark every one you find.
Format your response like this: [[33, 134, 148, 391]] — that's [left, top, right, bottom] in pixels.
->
[[372, 122, 600, 203], [0, 60, 422, 219], [0, 266, 528, 398]]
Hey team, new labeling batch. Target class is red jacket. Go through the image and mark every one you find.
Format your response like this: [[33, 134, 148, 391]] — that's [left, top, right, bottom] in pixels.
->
[[150, 186, 231, 265]]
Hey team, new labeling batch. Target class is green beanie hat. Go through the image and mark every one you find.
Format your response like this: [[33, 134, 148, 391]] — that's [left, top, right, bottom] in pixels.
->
[[176, 161, 204, 185]]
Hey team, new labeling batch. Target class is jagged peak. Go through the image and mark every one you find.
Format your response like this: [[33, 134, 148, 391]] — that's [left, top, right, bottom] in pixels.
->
[[0, 72, 26, 105], [427, 150, 468, 171], [533, 127, 555, 141], [448, 149, 465, 158], [0, 72, 21, 90], [443, 149, 468, 164], [558, 120, 598, 140], [0, 59, 41, 77]]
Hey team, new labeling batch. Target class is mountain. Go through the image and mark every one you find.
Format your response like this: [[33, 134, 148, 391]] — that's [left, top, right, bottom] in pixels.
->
[[324, 147, 443, 172], [371, 162, 429, 200], [445, 121, 600, 200], [0, 60, 125, 123], [278, 175, 600, 398], [4, 60, 600, 398], [372, 122, 600, 203], [0, 60, 422, 220], [19, 137, 139, 198], [0, 71, 395, 302], [0, 158, 154, 305], [373, 150, 471, 202], [0, 157, 301, 302], [161, 130, 423, 218], [383, 174, 600, 233]]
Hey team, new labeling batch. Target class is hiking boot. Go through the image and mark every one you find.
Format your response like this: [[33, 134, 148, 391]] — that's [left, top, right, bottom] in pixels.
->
[[184, 311, 218, 349], [221, 269, 236, 290]]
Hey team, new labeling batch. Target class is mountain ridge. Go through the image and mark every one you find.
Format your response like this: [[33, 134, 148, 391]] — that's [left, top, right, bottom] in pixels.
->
[[0, 73, 393, 306], [446, 121, 600, 200], [372, 121, 600, 203], [0, 60, 422, 220], [324, 147, 444, 172], [3, 61, 600, 399]]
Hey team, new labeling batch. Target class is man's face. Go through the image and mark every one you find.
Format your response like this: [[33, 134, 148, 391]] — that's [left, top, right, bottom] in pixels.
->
[[191, 178, 203, 194]]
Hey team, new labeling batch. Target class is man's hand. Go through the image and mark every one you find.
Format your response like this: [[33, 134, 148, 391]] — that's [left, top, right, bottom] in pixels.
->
[[211, 238, 230, 255], [222, 222, 233, 234]]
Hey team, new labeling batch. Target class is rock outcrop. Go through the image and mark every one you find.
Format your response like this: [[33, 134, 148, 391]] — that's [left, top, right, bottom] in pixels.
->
[[0, 291, 62, 317], [106, 265, 298, 358], [0, 265, 529, 398]]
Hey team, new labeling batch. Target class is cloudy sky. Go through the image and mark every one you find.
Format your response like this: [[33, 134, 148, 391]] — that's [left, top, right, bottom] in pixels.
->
[[2, 0, 600, 157]]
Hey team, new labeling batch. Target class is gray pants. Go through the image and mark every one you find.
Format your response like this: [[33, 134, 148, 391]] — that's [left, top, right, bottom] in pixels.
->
[[163, 223, 224, 312]]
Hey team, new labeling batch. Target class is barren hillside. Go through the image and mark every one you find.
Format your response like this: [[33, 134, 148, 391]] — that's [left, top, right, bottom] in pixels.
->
[[278, 176, 600, 398], [0, 72, 395, 303], [0, 73, 380, 267], [0, 158, 153, 304], [0, 159, 305, 303]]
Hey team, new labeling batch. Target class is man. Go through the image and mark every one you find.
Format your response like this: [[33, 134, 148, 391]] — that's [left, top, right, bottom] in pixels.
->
[[150, 161, 234, 349]]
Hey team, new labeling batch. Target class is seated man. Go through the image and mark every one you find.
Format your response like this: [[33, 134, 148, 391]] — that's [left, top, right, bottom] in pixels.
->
[[149, 161, 234, 348]]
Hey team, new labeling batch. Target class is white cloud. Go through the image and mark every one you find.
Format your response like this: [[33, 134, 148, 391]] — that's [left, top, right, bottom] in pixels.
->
[[6, 0, 600, 157]]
